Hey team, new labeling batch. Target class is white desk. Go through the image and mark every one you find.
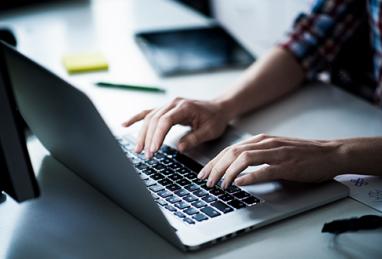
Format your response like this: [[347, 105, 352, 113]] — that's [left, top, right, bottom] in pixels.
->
[[0, 1, 381, 258]]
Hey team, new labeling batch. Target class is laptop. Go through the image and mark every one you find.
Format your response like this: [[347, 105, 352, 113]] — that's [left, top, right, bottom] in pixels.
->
[[0, 41, 349, 251]]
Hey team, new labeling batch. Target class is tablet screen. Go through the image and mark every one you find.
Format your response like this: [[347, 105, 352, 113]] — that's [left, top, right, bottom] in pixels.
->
[[135, 25, 255, 76]]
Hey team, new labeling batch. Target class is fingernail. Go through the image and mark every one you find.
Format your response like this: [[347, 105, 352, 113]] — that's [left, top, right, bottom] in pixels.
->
[[135, 144, 141, 153], [207, 179, 214, 187], [197, 171, 204, 179]]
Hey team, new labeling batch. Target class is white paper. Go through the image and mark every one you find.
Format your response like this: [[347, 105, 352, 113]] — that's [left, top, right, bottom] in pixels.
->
[[335, 174, 382, 213]]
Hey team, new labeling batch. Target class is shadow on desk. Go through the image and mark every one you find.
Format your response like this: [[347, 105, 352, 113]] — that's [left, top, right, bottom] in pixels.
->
[[4, 156, 266, 259]]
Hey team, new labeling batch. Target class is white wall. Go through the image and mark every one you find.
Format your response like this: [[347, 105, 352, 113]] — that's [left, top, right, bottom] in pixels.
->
[[212, 0, 310, 55]]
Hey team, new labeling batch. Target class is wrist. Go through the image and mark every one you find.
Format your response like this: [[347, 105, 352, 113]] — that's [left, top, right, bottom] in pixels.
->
[[329, 139, 356, 175], [213, 97, 240, 121]]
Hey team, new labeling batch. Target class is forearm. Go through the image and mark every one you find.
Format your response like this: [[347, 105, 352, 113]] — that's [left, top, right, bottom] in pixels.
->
[[336, 137, 382, 176], [215, 47, 305, 120]]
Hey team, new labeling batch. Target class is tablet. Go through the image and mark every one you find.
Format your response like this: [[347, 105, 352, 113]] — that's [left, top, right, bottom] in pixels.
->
[[135, 25, 255, 76]]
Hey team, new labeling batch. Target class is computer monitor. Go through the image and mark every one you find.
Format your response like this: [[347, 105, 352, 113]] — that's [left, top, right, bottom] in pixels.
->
[[0, 41, 40, 203]]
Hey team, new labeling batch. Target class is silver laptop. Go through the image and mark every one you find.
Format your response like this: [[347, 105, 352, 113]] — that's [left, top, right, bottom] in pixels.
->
[[0, 41, 349, 251]]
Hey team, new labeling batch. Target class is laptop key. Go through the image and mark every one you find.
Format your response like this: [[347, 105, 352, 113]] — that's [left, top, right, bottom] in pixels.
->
[[184, 184, 199, 192], [166, 183, 181, 192], [200, 184, 212, 190], [174, 189, 189, 197], [193, 189, 208, 197], [158, 178, 172, 186], [183, 218, 195, 224], [153, 152, 166, 160], [142, 168, 156, 176], [165, 205, 177, 212], [191, 200, 207, 208], [161, 158, 173, 165], [183, 194, 198, 203], [157, 199, 167, 206], [210, 188, 225, 196], [233, 191, 251, 199], [166, 196, 181, 204], [184, 207, 198, 215], [201, 207, 221, 218], [177, 179, 191, 186], [242, 196, 260, 205], [227, 199, 247, 209], [202, 195, 217, 203], [177, 167, 190, 175], [149, 184, 164, 192], [153, 163, 165, 171], [158, 190, 173, 198], [151, 174, 164, 181], [139, 174, 149, 180], [161, 168, 174, 176], [168, 173, 182, 181], [136, 163, 148, 170], [175, 201, 190, 210], [225, 185, 241, 194], [184, 172, 197, 180], [193, 213, 208, 222], [144, 179, 156, 187], [219, 194, 234, 202], [193, 178, 206, 185], [171, 162, 183, 171], [147, 160, 158, 166], [211, 201, 234, 213], [174, 211, 186, 219]]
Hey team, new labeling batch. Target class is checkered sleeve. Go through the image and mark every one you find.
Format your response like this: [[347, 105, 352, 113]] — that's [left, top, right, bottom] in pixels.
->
[[280, 0, 364, 80]]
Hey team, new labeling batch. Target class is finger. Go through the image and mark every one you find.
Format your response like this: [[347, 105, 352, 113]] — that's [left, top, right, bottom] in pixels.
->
[[144, 104, 177, 158], [234, 165, 281, 185], [197, 147, 229, 179], [122, 109, 152, 127], [222, 148, 288, 188], [205, 144, 267, 186], [177, 125, 214, 152], [135, 110, 156, 153], [148, 105, 189, 154], [206, 147, 245, 187], [240, 133, 272, 145]]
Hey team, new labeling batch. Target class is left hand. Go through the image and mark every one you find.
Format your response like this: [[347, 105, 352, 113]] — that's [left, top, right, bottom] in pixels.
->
[[197, 134, 344, 189]]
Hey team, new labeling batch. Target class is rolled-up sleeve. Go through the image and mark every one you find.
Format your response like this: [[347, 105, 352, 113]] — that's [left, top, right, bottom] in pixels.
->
[[280, 0, 365, 80]]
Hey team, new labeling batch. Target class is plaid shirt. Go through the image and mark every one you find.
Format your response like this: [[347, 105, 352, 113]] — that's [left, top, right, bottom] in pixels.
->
[[281, 0, 382, 106]]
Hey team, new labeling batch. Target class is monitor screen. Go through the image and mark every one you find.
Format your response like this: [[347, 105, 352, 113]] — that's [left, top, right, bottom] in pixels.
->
[[0, 41, 40, 202]]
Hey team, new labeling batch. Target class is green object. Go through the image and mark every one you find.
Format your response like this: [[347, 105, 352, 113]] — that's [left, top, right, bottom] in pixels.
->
[[95, 81, 166, 93]]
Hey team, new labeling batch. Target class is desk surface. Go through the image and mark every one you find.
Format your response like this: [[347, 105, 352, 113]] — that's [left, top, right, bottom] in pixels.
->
[[0, 1, 382, 258]]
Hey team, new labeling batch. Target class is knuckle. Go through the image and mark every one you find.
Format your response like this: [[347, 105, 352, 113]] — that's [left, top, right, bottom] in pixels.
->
[[240, 151, 252, 164], [161, 113, 174, 124], [229, 146, 241, 157], [210, 167, 221, 177], [256, 133, 269, 140], [158, 117, 170, 129], [172, 97, 183, 104], [178, 99, 190, 108]]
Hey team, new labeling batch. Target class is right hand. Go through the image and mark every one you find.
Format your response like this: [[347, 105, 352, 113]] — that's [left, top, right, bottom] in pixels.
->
[[122, 97, 230, 159]]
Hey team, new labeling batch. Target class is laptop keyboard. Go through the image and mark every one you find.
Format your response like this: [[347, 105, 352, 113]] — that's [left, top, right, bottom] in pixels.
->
[[118, 137, 261, 225]]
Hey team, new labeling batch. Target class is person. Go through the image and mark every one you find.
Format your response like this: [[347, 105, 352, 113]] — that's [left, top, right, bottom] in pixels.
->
[[123, 0, 382, 190]]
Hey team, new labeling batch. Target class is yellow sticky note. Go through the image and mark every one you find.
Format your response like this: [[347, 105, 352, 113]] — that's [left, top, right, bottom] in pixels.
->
[[62, 52, 109, 74]]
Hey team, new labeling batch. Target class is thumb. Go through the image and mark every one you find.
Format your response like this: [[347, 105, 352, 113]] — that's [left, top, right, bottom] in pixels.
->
[[177, 126, 212, 152], [234, 165, 280, 185]]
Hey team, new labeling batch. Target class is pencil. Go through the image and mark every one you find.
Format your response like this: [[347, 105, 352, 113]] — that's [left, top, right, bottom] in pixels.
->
[[95, 81, 166, 93]]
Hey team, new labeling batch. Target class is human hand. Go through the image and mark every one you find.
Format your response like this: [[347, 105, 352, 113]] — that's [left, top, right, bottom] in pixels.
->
[[122, 97, 231, 159], [197, 134, 344, 189]]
